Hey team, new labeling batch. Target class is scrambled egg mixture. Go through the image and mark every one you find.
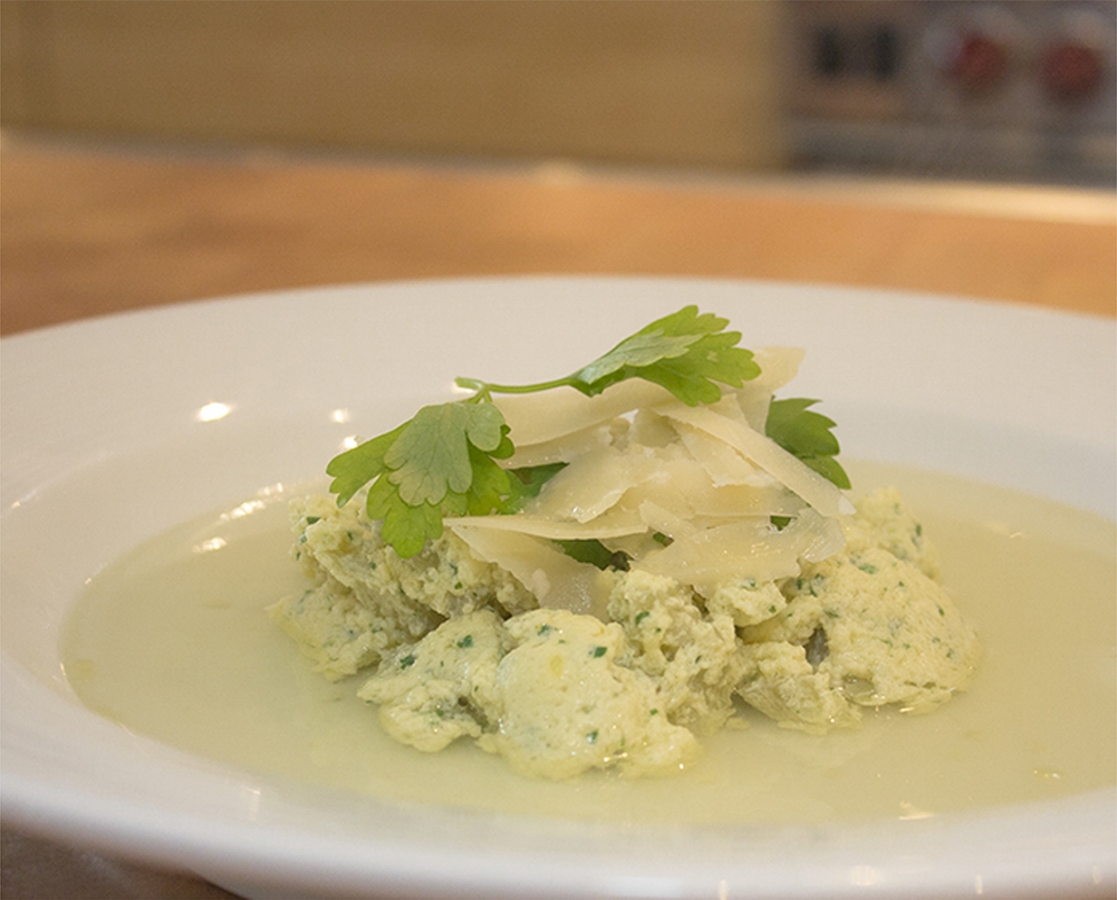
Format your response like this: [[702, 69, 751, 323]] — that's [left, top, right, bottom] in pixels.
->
[[270, 357, 980, 779]]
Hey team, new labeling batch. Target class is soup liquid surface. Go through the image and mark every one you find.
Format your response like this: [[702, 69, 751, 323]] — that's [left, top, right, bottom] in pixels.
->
[[62, 462, 1116, 826]]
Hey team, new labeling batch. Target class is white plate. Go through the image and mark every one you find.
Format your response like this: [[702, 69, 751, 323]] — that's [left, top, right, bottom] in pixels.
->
[[2, 277, 1114, 900]]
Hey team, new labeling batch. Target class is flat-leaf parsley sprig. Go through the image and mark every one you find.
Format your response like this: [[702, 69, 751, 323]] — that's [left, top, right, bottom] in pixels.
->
[[454, 305, 760, 406], [326, 306, 845, 558]]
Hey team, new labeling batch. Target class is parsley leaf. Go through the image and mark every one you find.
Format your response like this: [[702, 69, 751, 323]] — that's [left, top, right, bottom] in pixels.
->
[[326, 423, 406, 508], [366, 474, 444, 558], [460, 442, 518, 516], [764, 397, 850, 490], [329, 403, 515, 557], [385, 401, 506, 506], [568, 306, 760, 404]]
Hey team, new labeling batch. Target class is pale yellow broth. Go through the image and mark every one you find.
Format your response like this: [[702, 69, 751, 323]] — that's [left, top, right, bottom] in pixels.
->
[[61, 461, 1116, 826]]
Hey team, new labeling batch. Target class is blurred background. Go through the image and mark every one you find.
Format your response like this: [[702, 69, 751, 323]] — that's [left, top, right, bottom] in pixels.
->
[[3, 0, 1114, 185]]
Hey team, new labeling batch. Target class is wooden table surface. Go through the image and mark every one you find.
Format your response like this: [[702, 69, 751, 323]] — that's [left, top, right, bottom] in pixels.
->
[[2, 136, 1114, 337], [1, 134, 1114, 900]]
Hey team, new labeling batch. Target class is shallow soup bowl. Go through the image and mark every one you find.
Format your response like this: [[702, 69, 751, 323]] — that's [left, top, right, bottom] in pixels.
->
[[2, 277, 1114, 899]]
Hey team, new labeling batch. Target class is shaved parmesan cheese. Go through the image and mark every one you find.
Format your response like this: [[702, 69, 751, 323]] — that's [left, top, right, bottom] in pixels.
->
[[686, 482, 804, 519], [496, 380, 676, 449], [614, 456, 802, 520], [674, 422, 769, 487], [628, 409, 678, 448], [444, 506, 645, 541], [450, 526, 613, 618], [598, 532, 660, 561], [525, 445, 640, 523], [634, 509, 845, 596], [752, 346, 805, 393], [612, 472, 694, 525], [657, 400, 854, 517], [795, 508, 848, 562], [526, 443, 802, 532], [636, 500, 696, 541], [735, 346, 805, 431], [504, 422, 620, 469]]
